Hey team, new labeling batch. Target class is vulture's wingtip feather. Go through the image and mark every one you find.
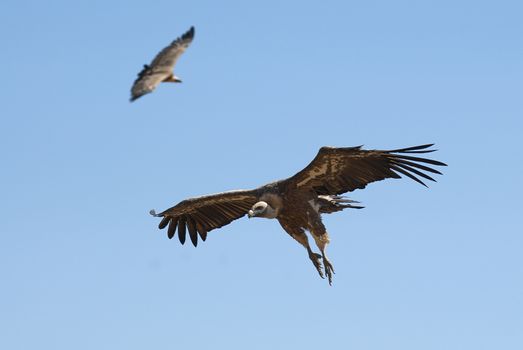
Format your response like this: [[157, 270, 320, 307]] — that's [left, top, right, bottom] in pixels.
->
[[149, 209, 159, 217]]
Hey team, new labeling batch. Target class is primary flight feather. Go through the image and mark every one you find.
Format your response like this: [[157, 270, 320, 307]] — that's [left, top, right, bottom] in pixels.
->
[[150, 144, 446, 285], [130, 26, 195, 102]]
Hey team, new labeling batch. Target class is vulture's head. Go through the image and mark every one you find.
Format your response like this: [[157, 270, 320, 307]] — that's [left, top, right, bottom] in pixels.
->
[[248, 201, 278, 219]]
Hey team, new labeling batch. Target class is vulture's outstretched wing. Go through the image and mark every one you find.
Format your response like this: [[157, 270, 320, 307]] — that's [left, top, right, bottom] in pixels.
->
[[150, 189, 259, 246], [130, 26, 195, 101], [286, 144, 446, 195]]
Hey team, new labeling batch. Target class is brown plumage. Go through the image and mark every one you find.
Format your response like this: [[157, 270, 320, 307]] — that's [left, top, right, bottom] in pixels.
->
[[150, 144, 446, 285], [130, 26, 195, 102]]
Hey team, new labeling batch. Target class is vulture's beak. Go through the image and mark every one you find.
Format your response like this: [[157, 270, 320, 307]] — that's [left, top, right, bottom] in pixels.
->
[[247, 210, 254, 218]]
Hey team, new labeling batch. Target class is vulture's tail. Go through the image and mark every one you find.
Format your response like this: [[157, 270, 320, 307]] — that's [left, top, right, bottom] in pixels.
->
[[318, 195, 364, 214]]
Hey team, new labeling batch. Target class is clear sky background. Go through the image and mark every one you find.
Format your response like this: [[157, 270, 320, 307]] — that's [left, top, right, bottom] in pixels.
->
[[1, 0, 522, 349]]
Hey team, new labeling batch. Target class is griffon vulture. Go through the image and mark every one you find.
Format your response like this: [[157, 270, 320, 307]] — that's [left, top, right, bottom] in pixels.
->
[[150, 144, 446, 285], [130, 26, 194, 102]]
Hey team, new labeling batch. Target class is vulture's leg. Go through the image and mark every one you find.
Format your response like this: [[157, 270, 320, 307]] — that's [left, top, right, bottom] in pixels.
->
[[307, 248, 324, 280], [313, 233, 335, 285], [281, 226, 324, 279], [293, 231, 324, 279], [279, 220, 324, 279]]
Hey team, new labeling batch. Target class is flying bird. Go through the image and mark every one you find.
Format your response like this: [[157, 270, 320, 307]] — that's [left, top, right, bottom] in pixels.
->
[[150, 144, 446, 285], [130, 26, 195, 102]]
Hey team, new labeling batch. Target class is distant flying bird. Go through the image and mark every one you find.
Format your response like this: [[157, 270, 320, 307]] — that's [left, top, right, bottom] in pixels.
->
[[130, 26, 195, 102], [150, 144, 446, 285]]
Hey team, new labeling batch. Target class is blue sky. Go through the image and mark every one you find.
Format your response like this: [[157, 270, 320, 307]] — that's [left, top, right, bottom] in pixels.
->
[[1, 0, 522, 349]]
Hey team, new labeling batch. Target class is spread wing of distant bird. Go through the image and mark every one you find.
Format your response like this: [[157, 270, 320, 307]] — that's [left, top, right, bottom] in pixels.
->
[[130, 26, 195, 102], [151, 144, 446, 285]]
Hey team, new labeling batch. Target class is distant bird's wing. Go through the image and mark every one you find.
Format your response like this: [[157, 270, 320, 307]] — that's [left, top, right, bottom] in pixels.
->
[[130, 26, 195, 101], [130, 69, 169, 101], [149, 26, 194, 72], [286, 144, 447, 195], [150, 189, 259, 246]]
